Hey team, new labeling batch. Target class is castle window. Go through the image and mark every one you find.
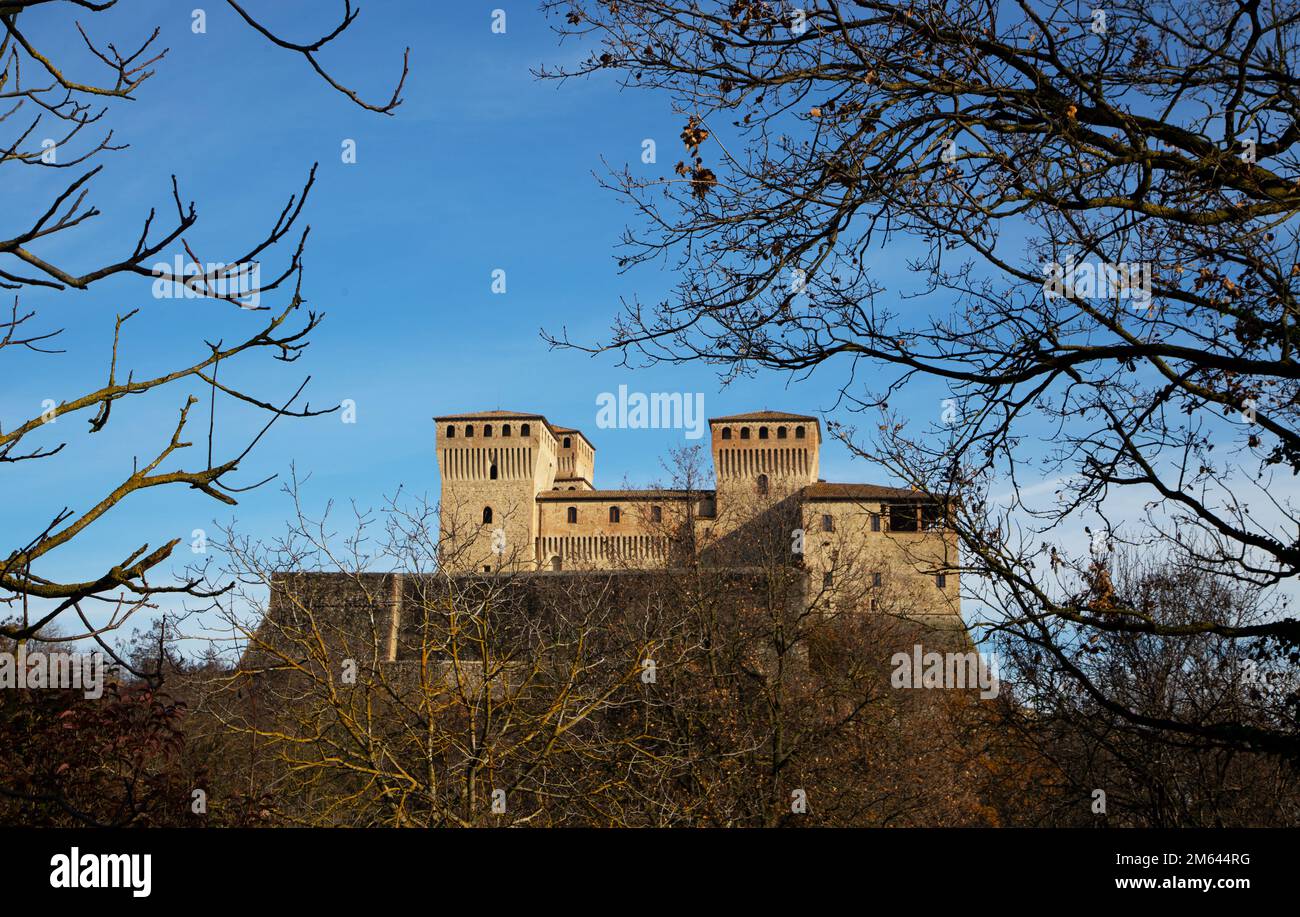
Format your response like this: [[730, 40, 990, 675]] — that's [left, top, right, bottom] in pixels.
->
[[721, 427, 732, 440], [483, 565, 491, 573], [551, 556, 562, 571], [740, 427, 751, 440], [873, 572, 882, 587], [922, 502, 944, 530], [757, 474, 769, 495], [609, 506, 621, 523], [871, 513, 881, 532], [521, 423, 531, 435], [482, 506, 493, 524], [821, 514, 834, 532], [759, 426, 769, 439], [651, 505, 662, 523], [502, 424, 511, 437], [446, 425, 455, 438], [795, 426, 806, 439], [484, 424, 493, 437], [490, 463, 498, 480], [567, 507, 577, 524], [936, 573, 947, 589], [889, 503, 919, 532], [568, 486, 576, 491], [563, 436, 572, 448], [823, 571, 833, 588], [777, 426, 787, 439], [465, 425, 474, 437]]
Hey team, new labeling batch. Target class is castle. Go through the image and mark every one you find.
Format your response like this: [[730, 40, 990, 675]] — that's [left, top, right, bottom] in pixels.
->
[[234, 408, 966, 829], [435, 409, 960, 622]]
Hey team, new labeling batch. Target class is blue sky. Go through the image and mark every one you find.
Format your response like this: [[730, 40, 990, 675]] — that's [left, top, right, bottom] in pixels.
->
[[3, 1, 950, 628], [14, 1, 1278, 647]]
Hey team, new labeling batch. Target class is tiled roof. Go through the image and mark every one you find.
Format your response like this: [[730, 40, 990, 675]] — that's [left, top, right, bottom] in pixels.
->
[[435, 410, 545, 420], [709, 411, 819, 422], [550, 426, 596, 447], [803, 482, 920, 500]]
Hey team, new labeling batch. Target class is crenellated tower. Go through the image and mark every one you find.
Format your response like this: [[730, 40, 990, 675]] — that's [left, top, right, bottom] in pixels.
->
[[709, 411, 820, 495], [551, 426, 596, 490], [435, 411, 559, 572]]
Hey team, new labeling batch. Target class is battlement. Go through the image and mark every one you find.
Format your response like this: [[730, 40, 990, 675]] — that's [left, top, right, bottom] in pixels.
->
[[709, 411, 820, 487]]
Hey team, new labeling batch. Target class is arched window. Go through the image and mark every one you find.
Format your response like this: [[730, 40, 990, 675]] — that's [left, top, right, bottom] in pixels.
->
[[721, 427, 732, 440], [777, 426, 787, 439], [740, 427, 751, 440], [568, 486, 576, 491], [502, 424, 512, 436], [651, 505, 662, 523], [465, 425, 474, 437], [490, 463, 498, 480], [567, 507, 577, 524], [795, 426, 805, 439], [759, 427, 769, 439], [484, 424, 493, 437], [551, 555, 562, 571], [757, 473, 769, 495], [521, 423, 531, 436], [482, 506, 493, 524], [446, 425, 456, 438], [563, 436, 572, 448], [609, 506, 621, 523]]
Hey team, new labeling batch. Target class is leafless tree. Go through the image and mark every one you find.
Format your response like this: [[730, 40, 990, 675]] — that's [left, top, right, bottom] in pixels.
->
[[1, 1, 407, 669], [994, 548, 1300, 826], [539, 0, 1300, 757], [190, 450, 999, 826]]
